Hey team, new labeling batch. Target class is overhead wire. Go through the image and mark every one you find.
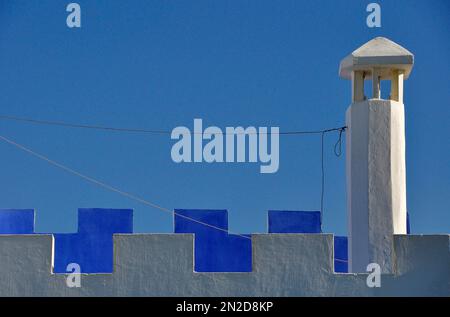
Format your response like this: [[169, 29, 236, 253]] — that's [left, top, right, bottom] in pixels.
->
[[0, 114, 347, 235]]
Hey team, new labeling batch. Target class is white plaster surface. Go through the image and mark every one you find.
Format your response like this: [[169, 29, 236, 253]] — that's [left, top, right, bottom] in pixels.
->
[[339, 37, 414, 80], [0, 234, 448, 296], [346, 100, 407, 273]]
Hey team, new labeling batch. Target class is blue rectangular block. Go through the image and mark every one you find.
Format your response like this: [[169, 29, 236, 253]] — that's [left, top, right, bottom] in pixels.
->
[[334, 259, 348, 273], [334, 236, 348, 260], [194, 233, 252, 272], [53, 233, 114, 273], [334, 236, 348, 273], [53, 208, 134, 273], [268, 210, 322, 233], [0, 209, 35, 234], [174, 209, 228, 234], [174, 209, 252, 272], [407, 212, 411, 234], [78, 208, 133, 234]]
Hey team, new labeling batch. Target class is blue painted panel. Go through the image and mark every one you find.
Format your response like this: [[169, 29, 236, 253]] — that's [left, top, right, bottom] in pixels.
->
[[334, 258, 348, 273], [174, 209, 228, 233], [192, 232, 252, 273], [78, 208, 133, 233], [174, 209, 252, 272], [53, 233, 114, 273], [407, 212, 411, 234], [53, 208, 133, 273], [215, 233, 252, 272], [268, 210, 322, 233], [334, 236, 348, 273], [0, 209, 35, 234], [334, 236, 348, 260]]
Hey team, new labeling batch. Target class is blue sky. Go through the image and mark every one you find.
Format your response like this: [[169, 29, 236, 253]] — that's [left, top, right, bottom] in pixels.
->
[[0, 0, 449, 235]]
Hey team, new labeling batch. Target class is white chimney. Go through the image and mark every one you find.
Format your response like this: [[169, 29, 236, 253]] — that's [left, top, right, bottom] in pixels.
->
[[339, 37, 414, 273]]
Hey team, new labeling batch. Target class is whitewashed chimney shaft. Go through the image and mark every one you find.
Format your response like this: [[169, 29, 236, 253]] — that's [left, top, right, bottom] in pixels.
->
[[339, 37, 414, 273]]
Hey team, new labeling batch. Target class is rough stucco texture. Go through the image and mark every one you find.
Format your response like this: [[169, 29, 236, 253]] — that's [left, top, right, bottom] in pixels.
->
[[0, 233, 448, 296], [2, 208, 331, 274], [346, 99, 407, 273], [0, 209, 448, 296]]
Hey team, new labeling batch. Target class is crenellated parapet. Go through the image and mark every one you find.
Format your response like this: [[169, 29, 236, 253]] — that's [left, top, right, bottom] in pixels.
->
[[0, 208, 448, 296]]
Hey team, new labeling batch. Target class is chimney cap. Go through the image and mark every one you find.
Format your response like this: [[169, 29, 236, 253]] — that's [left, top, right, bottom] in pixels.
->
[[339, 37, 414, 80]]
